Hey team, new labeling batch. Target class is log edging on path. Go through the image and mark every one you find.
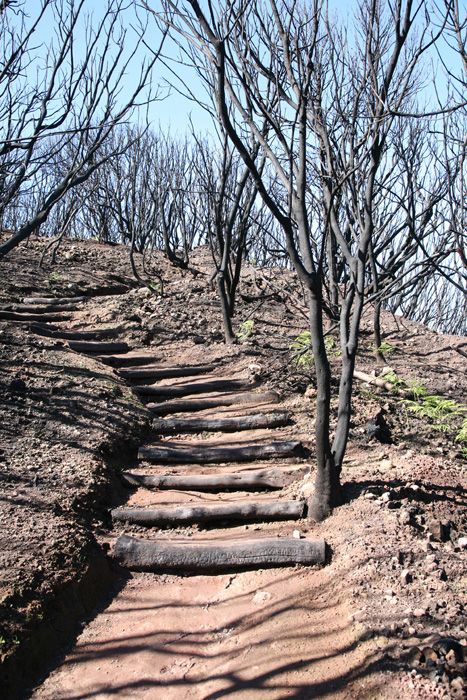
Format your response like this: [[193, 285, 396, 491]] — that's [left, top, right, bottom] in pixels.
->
[[112, 499, 305, 525], [120, 468, 296, 491], [147, 390, 280, 414], [151, 412, 290, 433], [113, 534, 326, 571], [137, 440, 301, 464]]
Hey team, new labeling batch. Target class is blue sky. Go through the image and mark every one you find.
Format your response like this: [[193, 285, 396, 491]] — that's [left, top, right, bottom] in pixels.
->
[[15, 0, 464, 137]]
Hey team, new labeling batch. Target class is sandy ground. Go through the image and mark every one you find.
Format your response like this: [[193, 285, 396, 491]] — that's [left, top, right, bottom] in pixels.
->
[[32, 565, 369, 700]]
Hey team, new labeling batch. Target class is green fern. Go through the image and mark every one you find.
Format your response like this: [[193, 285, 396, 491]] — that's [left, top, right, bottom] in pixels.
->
[[372, 341, 395, 356], [381, 369, 407, 394], [289, 333, 341, 368], [455, 417, 467, 444], [290, 331, 314, 368], [325, 337, 342, 357], [381, 370, 467, 451]]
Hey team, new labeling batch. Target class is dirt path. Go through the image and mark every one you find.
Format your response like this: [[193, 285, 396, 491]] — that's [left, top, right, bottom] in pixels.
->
[[29, 333, 372, 699], [32, 565, 370, 700]]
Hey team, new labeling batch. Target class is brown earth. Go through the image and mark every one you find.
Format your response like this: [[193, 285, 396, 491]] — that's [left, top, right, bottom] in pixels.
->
[[1, 235, 467, 699]]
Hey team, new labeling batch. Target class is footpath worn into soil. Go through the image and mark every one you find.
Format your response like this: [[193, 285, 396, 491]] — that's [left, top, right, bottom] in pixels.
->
[[1, 237, 467, 699]]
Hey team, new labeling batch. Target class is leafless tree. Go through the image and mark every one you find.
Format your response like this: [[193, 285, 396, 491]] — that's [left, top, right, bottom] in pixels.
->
[[0, 0, 165, 257], [146, 0, 445, 520], [191, 129, 266, 342]]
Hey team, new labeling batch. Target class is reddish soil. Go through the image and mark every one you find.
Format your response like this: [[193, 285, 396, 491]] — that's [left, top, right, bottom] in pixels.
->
[[1, 235, 467, 699]]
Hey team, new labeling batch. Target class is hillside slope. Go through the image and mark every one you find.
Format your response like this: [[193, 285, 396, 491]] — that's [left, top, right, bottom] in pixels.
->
[[1, 235, 467, 699]]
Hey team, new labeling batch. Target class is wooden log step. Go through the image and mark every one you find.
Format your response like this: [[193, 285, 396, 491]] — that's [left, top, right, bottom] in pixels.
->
[[1, 303, 79, 313], [96, 353, 161, 367], [133, 377, 254, 397], [138, 440, 301, 464], [135, 462, 307, 477], [0, 311, 72, 322], [112, 499, 305, 526], [119, 364, 217, 381], [67, 340, 130, 353], [148, 390, 280, 415], [28, 322, 127, 341], [121, 468, 297, 491], [113, 534, 326, 571], [152, 412, 290, 434], [23, 296, 90, 305]]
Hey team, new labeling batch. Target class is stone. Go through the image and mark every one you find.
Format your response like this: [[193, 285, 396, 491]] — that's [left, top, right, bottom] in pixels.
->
[[423, 646, 439, 664], [253, 591, 272, 604], [408, 647, 423, 667], [434, 637, 462, 658], [350, 609, 366, 622], [399, 509, 413, 525], [401, 569, 412, 584], [427, 518, 450, 542], [446, 648, 459, 668], [451, 676, 466, 692]]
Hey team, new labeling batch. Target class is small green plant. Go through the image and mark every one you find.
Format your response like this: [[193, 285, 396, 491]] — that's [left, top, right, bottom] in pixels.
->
[[236, 319, 255, 341], [325, 336, 341, 357], [455, 417, 467, 445], [400, 384, 467, 439], [290, 333, 340, 368], [290, 331, 314, 368], [372, 341, 396, 356], [50, 271, 61, 281], [380, 369, 407, 394], [403, 394, 467, 429], [405, 378, 428, 401], [148, 282, 161, 294], [377, 369, 467, 455]]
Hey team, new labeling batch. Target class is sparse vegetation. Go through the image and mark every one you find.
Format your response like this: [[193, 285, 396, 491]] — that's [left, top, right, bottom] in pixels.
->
[[290, 331, 314, 368], [236, 319, 255, 341], [372, 341, 396, 357]]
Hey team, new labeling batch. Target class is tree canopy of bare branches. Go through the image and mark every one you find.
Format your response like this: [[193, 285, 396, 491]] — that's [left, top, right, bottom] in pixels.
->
[[0, 0, 165, 257], [143, 0, 450, 519]]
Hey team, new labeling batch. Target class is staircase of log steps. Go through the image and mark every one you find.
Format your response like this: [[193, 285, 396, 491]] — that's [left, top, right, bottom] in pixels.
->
[[5, 293, 326, 573]]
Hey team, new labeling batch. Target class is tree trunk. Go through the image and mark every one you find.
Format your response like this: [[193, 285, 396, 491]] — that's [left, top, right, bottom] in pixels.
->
[[67, 341, 130, 353], [217, 271, 236, 344], [133, 377, 253, 397], [306, 284, 342, 521], [119, 364, 217, 381], [1, 303, 79, 313], [28, 323, 125, 341], [0, 311, 72, 322], [23, 296, 89, 304], [373, 300, 385, 366]]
